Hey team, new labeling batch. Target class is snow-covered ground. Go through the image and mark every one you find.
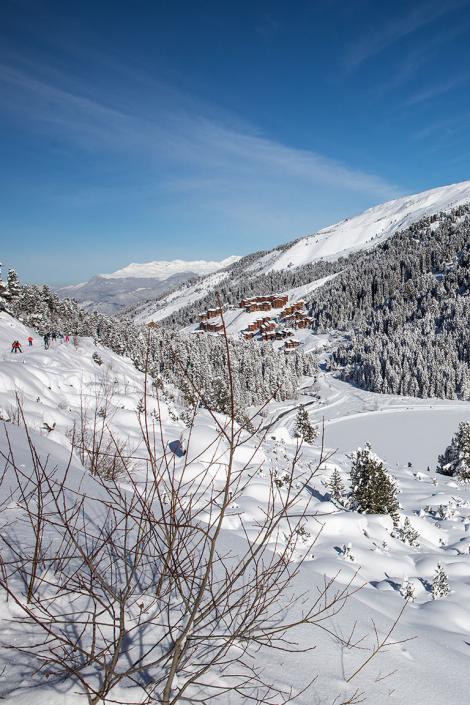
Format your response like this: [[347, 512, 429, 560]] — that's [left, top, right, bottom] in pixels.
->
[[1, 311, 470, 704], [133, 268, 232, 323]]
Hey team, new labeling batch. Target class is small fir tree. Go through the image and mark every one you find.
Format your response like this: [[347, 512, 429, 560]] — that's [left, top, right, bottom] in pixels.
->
[[398, 517, 420, 547], [327, 468, 346, 506], [293, 405, 318, 444], [431, 562, 450, 599], [399, 576, 416, 601], [349, 443, 399, 523], [437, 421, 470, 481]]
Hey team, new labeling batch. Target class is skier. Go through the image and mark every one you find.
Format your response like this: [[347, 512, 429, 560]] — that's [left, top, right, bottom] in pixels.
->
[[27, 336, 33, 346], [65, 334, 70, 343], [43, 333, 50, 350], [11, 340, 22, 354]]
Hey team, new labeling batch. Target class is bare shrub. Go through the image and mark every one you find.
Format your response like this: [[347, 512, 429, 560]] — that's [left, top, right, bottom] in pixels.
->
[[0, 323, 405, 705]]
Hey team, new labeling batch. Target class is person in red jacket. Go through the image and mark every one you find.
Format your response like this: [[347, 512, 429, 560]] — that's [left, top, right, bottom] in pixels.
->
[[11, 340, 22, 354], [27, 336, 33, 346]]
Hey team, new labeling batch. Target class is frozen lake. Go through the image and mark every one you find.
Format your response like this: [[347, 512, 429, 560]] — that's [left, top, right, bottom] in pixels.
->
[[324, 407, 470, 470]]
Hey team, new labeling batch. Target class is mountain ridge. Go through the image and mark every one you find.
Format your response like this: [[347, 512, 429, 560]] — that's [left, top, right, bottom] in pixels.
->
[[129, 179, 470, 324]]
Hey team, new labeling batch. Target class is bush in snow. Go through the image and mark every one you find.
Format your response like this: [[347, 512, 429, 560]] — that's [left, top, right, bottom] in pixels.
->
[[399, 576, 416, 601], [340, 542, 355, 562], [92, 352, 103, 366], [431, 562, 450, 599], [293, 405, 318, 444], [437, 421, 470, 482], [273, 469, 292, 488], [349, 443, 399, 523]]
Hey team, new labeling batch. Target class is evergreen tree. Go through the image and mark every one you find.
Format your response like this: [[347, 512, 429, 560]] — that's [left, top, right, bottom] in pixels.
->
[[349, 443, 399, 522], [0, 263, 10, 310], [437, 422, 470, 481], [399, 576, 416, 601], [327, 468, 346, 506], [6, 268, 21, 300], [431, 562, 450, 599], [398, 517, 420, 547], [293, 405, 318, 444]]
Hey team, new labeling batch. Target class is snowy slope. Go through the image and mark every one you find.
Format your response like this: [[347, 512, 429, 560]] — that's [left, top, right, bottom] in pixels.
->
[[133, 268, 233, 324], [2, 311, 470, 703], [267, 179, 470, 271], [130, 180, 470, 324]]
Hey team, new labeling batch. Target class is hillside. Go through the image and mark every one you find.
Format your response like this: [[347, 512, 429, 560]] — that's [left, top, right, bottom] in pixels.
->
[[129, 180, 470, 325], [1, 310, 470, 704]]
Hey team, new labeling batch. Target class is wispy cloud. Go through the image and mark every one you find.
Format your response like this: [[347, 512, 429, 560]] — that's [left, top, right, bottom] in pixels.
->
[[341, 0, 466, 74], [404, 74, 469, 106], [0, 60, 400, 205]]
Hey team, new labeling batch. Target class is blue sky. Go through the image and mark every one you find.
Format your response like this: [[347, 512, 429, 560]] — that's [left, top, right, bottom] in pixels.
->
[[1, 0, 470, 284]]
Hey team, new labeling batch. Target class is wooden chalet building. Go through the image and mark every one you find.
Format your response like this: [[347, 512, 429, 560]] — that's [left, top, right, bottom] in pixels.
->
[[284, 339, 301, 351]]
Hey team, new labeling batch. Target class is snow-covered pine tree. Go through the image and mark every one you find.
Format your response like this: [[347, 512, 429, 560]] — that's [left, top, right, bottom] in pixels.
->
[[349, 443, 399, 523], [399, 576, 416, 601], [398, 517, 420, 547], [6, 268, 21, 300], [327, 468, 346, 506], [293, 405, 318, 444], [431, 562, 450, 599], [437, 421, 470, 481], [0, 263, 10, 310]]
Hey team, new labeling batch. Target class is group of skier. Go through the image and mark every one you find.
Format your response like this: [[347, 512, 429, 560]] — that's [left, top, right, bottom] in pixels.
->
[[43, 331, 75, 349], [10, 332, 76, 353]]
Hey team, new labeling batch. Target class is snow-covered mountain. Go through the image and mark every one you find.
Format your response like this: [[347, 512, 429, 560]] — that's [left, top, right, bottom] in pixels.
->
[[130, 179, 470, 324], [266, 179, 470, 271], [57, 256, 240, 314], [102, 256, 240, 280]]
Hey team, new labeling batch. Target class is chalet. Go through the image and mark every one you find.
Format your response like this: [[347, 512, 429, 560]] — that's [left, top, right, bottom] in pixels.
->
[[272, 295, 288, 308], [146, 321, 160, 329], [205, 321, 224, 333], [240, 293, 288, 310], [284, 339, 301, 351], [260, 321, 277, 333], [206, 307, 223, 319], [275, 329, 293, 340]]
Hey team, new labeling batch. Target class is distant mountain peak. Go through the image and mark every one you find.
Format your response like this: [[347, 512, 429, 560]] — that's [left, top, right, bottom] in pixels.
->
[[101, 256, 241, 280]]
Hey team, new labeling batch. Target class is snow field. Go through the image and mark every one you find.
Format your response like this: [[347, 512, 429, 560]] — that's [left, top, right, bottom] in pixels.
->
[[1, 312, 470, 702]]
